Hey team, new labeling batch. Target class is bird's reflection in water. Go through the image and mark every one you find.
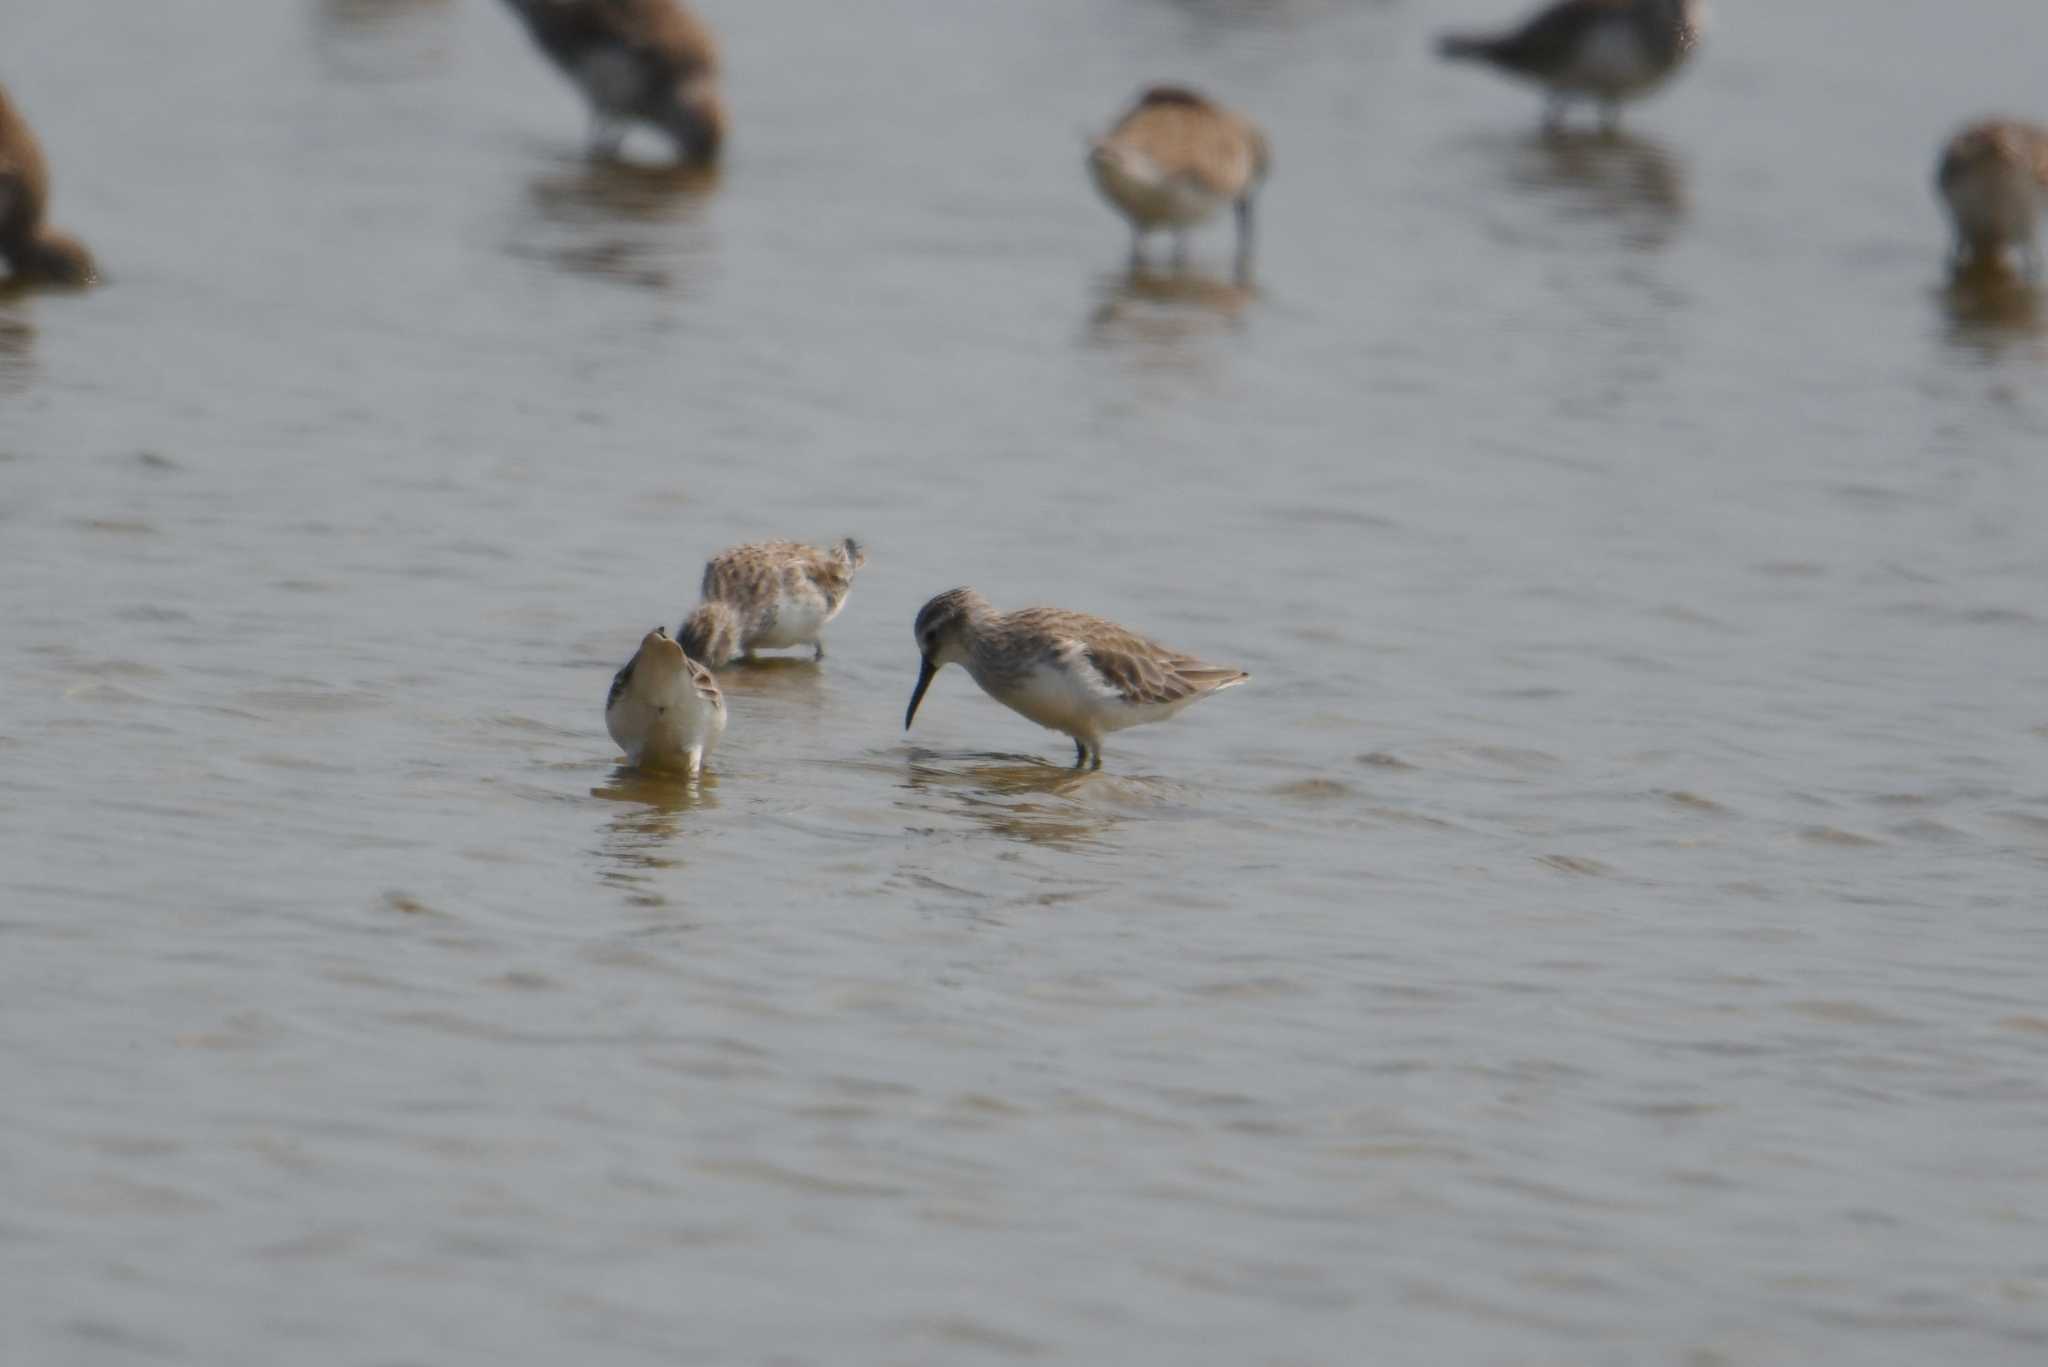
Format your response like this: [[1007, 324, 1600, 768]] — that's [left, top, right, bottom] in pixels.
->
[[590, 765, 718, 903], [1498, 128, 1687, 250], [713, 654, 827, 703], [310, 0, 453, 84], [902, 747, 1180, 847], [1940, 258, 2044, 358], [1086, 265, 1253, 374], [511, 157, 716, 290]]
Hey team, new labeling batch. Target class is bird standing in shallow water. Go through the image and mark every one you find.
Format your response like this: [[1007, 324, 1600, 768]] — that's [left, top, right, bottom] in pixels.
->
[[606, 626, 726, 775], [1088, 87, 1269, 283], [0, 84, 96, 286], [498, 0, 725, 164], [904, 588, 1248, 770], [1437, 0, 1704, 132], [677, 538, 866, 668], [1937, 120, 2048, 279]]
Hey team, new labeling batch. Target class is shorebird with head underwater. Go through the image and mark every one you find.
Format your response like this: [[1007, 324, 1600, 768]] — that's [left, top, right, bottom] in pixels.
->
[[1937, 119, 2048, 279], [1437, 0, 1705, 132], [904, 588, 1249, 770], [498, 0, 725, 164]]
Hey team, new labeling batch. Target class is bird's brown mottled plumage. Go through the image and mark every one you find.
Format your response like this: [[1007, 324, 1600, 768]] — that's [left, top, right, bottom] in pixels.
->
[[499, 0, 725, 163], [0, 84, 96, 287], [1103, 87, 1269, 202], [1438, 0, 1702, 128], [1938, 119, 2048, 274], [1088, 85, 1268, 280], [907, 588, 1247, 769], [678, 538, 866, 666]]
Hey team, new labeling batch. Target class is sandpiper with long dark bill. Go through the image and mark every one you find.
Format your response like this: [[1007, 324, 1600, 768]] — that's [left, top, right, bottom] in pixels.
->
[[1088, 86, 1269, 282], [498, 0, 725, 164], [1937, 119, 2048, 279], [1437, 0, 1705, 132], [677, 538, 866, 668], [0, 84, 96, 286], [904, 588, 1248, 770]]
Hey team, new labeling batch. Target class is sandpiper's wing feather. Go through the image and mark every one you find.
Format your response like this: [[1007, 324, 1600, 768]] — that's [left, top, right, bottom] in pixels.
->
[[702, 540, 857, 611], [683, 653, 724, 708], [1009, 608, 1246, 708], [1487, 0, 1634, 70], [1105, 88, 1264, 199], [606, 656, 636, 710]]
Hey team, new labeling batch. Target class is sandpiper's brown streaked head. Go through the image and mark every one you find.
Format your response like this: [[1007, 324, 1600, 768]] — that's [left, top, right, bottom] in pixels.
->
[[0, 85, 98, 287], [1437, 0, 1704, 132], [499, 0, 725, 166], [1937, 119, 2048, 278], [1088, 86, 1269, 282]]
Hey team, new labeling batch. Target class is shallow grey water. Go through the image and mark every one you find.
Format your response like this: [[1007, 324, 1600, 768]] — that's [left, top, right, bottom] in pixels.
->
[[6, 0, 2048, 1362]]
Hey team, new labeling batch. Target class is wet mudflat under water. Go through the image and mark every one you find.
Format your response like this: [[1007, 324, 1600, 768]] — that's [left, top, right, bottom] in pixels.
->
[[4, 1, 2048, 1362]]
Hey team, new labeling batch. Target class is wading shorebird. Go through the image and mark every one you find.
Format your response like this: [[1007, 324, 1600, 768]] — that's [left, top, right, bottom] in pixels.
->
[[904, 588, 1248, 770], [1437, 0, 1704, 131], [606, 626, 726, 774], [677, 538, 866, 667], [1937, 119, 2048, 278], [498, 0, 725, 164], [0, 85, 96, 286], [1088, 86, 1269, 281]]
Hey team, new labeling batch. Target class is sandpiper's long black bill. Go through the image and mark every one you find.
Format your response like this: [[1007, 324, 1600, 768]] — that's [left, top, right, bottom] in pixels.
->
[[904, 656, 938, 730]]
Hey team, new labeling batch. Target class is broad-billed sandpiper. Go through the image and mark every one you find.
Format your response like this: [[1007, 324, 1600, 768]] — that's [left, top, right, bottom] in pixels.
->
[[498, 0, 725, 164], [606, 626, 726, 774], [0, 85, 95, 286], [1088, 86, 1269, 281], [677, 538, 866, 667], [1937, 119, 2048, 278], [904, 588, 1249, 770], [1438, 0, 1704, 131]]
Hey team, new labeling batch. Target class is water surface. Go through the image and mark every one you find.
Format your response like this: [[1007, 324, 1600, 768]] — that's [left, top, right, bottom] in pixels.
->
[[5, 1, 2048, 1362]]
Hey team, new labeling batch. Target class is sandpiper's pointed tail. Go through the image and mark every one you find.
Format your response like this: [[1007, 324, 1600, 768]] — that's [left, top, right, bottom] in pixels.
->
[[837, 537, 867, 571]]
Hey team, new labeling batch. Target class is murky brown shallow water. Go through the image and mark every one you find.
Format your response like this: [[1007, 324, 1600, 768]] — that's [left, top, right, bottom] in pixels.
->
[[6, 1, 2048, 1362]]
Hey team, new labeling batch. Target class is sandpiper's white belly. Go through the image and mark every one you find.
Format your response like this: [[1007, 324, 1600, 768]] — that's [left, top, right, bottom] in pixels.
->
[[748, 593, 837, 650], [979, 656, 1195, 741], [1089, 153, 1228, 232]]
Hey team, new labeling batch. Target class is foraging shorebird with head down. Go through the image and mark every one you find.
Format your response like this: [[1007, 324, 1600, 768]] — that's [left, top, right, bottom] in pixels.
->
[[498, 0, 725, 164], [677, 538, 866, 668], [1088, 86, 1269, 281], [904, 588, 1248, 770], [1937, 119, 2048, 278], [0, 84, 96, 287], [1437, 0, 1704, 131], [605, 626, 726, 774]]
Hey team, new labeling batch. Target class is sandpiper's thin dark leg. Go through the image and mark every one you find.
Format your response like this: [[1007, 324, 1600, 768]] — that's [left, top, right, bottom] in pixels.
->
[[1129, 228, 1146, 273], [1073, 737, 1088, 768], [1233, 196, 1255, 285], [1599, 100, 1621, 135], [1088, 745, 1103, 772], [813, 641, 826, 661]]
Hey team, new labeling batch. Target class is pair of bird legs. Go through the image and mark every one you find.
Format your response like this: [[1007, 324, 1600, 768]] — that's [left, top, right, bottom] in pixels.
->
[[1070, 737, 1103, 771], [1126, 198, 1257, 285]]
